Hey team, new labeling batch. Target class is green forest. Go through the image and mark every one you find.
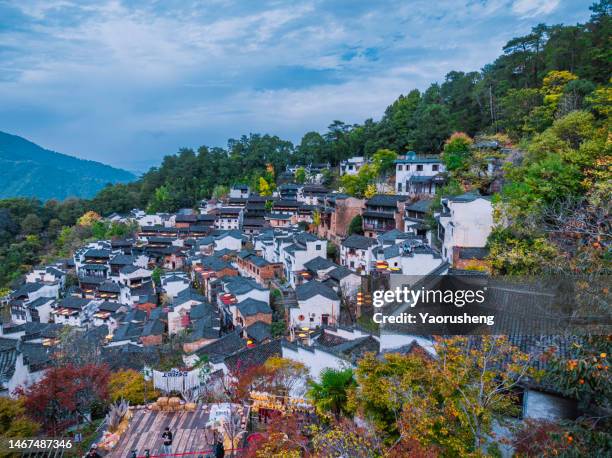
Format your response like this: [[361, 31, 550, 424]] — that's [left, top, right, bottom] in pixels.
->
[[0, 1, 610, 288]]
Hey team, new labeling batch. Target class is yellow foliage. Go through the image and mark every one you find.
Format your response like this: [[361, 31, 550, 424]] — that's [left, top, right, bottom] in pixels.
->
[[364, 184, 377, 198], [542, 70, 578, 107], [77, 211, 102, 227], [108, 369, 159, 405]]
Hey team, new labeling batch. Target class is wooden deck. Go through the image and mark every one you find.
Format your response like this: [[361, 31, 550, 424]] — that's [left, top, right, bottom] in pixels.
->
[[106, 406, 217, 457]]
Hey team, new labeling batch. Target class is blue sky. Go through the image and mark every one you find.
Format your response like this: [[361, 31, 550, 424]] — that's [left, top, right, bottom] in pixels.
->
[[0, 0, 593, 172]]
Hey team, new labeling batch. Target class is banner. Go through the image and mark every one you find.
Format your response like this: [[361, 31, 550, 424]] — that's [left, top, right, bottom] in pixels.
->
[[152, 368, 201, 393]]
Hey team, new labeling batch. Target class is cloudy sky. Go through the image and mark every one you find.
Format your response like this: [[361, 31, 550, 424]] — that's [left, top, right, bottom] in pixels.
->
[[0, 0, 592, 172]]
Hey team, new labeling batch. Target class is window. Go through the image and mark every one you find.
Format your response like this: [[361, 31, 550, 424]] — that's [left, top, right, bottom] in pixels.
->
[[398, 165, 403, 171], [405, 164, 410, 171], [315, 244, 321, 251], [432, 164, 439, 172], [416, 164, 423, 171], [398, 182, 402, 192]]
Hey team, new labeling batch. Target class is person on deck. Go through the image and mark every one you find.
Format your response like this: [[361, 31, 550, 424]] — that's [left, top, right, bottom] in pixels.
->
[[86, 445, 101, 458], [214, 439, 224, 458], [161, 427, 173, 455]]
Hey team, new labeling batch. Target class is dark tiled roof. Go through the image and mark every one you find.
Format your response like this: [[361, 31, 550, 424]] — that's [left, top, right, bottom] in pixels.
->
[[327, 266, 355, 281], [99, 281, 121, 293], [195, 331, 245, 363], [224, 339, 281, 373], [12, 283, 45, 298], [84, 248, 111, 258], [295, 280, 339, 301], [142, 319, 165, 337], [447, 192, 492, 203], [110, 254, 136, 265], [58, 297, 91, 310], [405, 199, 434, 213], [366, 194, 407, 207], [342, 234, 378, 249], [237, 298, 272, 317], [246, 321, 272, 342], [304, 256, 336, 271], [225, 277, 267, 295], [98, 301, 123, 312]]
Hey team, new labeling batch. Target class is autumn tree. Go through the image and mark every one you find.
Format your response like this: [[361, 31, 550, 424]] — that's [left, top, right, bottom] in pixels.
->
[[263, 357, 309, 397], [108, 369, 159, 405], [352, 336, 535, 455], [76, 211, 102, 227], [19, 364, 110, 434], [0, 397, 40, 438]]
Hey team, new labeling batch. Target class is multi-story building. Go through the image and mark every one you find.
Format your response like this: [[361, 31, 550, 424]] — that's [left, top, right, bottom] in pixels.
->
[[362, 194, 407, 238], [395, 152, 446, 196], [340, 235, 378, 273]]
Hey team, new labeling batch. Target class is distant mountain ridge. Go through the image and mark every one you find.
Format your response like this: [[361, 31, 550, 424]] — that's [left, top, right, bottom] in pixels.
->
[[0, 131, 136, 200]]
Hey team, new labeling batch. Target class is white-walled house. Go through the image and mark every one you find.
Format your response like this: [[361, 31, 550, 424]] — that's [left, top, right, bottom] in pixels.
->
[[373, 233, 444, 276], [340, 156, 367, 176], [395, 152, 445, 196], [10, 297, 55, 324], [266, 231, 328, 287], [340, 235, 378, 273], [291, 281, 340, 328], [214, 230, 245, 252], [161, 273, 190, 300], [0, 339, 49, 397], [11, 282, 60, 303], [25, 266, 66, 287], [51, 297, 98, 327], [437, 193, 494, 264]]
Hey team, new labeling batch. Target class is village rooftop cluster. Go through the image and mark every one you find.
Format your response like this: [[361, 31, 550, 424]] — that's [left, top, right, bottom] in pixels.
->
[[0, 145, 582, 454]]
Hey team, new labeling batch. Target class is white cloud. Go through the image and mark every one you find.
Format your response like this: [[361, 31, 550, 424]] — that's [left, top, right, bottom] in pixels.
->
[[0, 0, 591, 168], [512, 0, 560, 18]]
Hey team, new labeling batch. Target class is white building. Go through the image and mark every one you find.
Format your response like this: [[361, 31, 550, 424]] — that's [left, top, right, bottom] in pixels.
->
[[0, 338, 48, 397], [51, 297, 98, 327], [214, 231, 245, 252], [258, 230, 327, 287], [291, 281, 340, 328], [395, 152, 445, 196], [438, 193, 494, 263], [214, 208, 243, 231], [25, 265, 66, 287], [339, 234, 378, 273], [340, 156, 367, 176], [229, 184, 250, 199], [160, 272, 190, 300]]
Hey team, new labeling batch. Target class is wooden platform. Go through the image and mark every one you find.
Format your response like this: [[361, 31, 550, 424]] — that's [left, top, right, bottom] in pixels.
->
[[106, 406, 217, 457]]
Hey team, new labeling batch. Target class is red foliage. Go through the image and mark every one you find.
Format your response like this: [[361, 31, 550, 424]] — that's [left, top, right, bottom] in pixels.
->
[[243, 413, 309, 457], [513, 419, 571, 457], [17, 364, 110, 434]]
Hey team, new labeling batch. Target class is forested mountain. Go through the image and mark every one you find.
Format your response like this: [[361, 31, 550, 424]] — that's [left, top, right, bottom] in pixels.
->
[[0, 131, 135, 200]]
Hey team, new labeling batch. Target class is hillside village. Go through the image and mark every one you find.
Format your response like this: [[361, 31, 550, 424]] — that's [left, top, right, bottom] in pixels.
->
[[0, 1, 610, 455], [0, 140, 601, 456]]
